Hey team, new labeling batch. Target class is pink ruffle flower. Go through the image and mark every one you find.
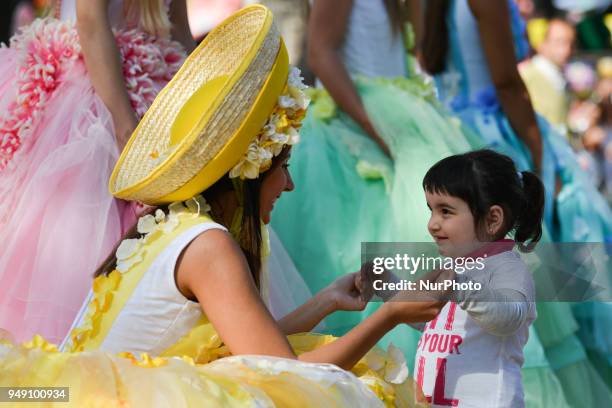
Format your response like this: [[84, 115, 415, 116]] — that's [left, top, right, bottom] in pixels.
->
[[0, 19, 185, 172]]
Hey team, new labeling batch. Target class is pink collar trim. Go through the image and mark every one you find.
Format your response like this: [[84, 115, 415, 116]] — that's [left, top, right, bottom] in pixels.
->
[[467, 239, 515, 259]]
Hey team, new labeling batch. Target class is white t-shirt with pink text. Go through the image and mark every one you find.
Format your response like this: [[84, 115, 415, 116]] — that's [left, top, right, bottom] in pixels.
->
[[414, 250, 536, 408]]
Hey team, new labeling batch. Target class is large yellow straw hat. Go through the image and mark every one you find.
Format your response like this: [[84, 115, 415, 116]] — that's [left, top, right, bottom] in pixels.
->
[[109, 5, 308, 205]]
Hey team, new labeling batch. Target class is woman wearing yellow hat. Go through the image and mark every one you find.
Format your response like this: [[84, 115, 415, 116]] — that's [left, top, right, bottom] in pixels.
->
[[0, 5, 442, 406]]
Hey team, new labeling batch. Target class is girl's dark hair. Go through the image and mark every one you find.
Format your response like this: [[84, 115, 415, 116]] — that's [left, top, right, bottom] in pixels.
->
[[421, 0, 451, 74], [94, 149, 291, 286], [423, 149, 545, 252]]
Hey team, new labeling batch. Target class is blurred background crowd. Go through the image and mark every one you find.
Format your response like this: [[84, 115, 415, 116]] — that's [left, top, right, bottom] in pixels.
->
[[3, 0, 611, 200]]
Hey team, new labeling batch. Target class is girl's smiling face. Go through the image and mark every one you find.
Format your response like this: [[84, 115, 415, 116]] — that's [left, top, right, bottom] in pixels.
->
[[426, 191, 481, 257]]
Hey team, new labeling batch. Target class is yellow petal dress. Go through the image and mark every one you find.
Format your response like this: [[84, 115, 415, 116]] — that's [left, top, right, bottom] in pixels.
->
[[0, 201, 426, 407]]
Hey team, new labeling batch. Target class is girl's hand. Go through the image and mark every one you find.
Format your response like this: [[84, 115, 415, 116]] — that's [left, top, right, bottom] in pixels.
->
[[321, 272, 369, 312]]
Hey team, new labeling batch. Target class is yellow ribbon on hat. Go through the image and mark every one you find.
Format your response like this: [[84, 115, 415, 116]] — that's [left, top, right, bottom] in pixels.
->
[[160, 44, 289, 203]]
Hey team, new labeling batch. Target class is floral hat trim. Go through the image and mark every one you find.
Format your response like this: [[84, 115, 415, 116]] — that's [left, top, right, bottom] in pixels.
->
[[229, 66, 310, 179]]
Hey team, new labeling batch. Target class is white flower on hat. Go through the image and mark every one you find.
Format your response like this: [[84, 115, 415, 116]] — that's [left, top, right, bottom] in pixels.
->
[[288, 66, 307, 90], [278, 95, 297, 110], [230, 66, 309, 180], [230, 143, 273, 179]]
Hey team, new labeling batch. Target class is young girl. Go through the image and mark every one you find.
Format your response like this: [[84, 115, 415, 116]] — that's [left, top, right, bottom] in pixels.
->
[[0, 7, 443, 406], [0, 0, 192, 344], [421, 1, 612, 404], [415, 150, 541, 407]]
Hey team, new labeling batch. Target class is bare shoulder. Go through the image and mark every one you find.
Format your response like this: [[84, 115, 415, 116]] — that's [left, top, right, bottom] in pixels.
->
[[180, 227, 248, 273], [177, 227, 252, 298]]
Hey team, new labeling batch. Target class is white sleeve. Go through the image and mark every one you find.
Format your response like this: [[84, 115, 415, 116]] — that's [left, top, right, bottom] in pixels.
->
[[453, 254, 535, 336], [454, 279, 530, 336]]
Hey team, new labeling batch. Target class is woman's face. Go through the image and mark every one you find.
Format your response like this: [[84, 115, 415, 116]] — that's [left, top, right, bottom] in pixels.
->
[[259, 153, 294, 224]]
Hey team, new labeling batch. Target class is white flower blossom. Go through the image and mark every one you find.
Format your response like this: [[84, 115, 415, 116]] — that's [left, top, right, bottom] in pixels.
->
[[278, 95, 297, 110], [115, 238, 144, 273], [230, 65, 309, 179], [383, 344, 409, 384], [168, 201, 187, 216], [262, 123, 276, 137], [185, 195, 211, 215], [160, 214, 179, 233], [363, 343, 409, 385], [364, 348, 387, 371], [288, 85, 310, 110], [154, 209, 166, 223], [137, 214, 157, 234], [116, 238, 143, 261], [286, 126, 300, 144], [288, 66, 307, 90], [116, 252, 144, 273], [114, 196, 212, 273]]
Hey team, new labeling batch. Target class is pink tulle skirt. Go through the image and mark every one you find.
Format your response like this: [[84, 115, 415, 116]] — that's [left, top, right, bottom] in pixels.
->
[[0, 19, 185, 344]]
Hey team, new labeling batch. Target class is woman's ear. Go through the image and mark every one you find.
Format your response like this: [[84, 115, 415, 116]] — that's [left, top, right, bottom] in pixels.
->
[[486, 205, 505, 239]]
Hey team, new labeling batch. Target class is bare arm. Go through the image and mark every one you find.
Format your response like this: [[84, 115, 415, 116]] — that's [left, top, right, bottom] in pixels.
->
[[299, 299, 442, 369], [178, 229, 295, 358], [469, 0, 543, 170], [169, 0, 196, 53], [407, 0, 422, 55], [178, 230, 443, 370], [277, 272, 367, 335], [76, 0, 137, 150], [276, 292, 336, 335], [308, 0, 391, 157]]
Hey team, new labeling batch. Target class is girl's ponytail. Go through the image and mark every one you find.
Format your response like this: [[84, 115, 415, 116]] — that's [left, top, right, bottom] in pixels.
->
[[515, 171, 545, 252]]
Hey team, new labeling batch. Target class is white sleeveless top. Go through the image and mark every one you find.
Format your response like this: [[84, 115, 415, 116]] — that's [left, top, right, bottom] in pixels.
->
[[64, 221, 227, 355], [312, 0, 406, 79]]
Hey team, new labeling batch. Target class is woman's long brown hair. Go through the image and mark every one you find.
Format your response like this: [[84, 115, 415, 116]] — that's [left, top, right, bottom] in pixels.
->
[[94, 149, 292, 290]]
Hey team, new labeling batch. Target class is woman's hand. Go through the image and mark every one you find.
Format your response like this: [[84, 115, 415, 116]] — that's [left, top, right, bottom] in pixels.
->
[[384, 268, 453, 325], [321, 272, 369, 312], [113, 111, 139, 151], [386, 296, 446, 325], [361, 118, 393, 159]]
